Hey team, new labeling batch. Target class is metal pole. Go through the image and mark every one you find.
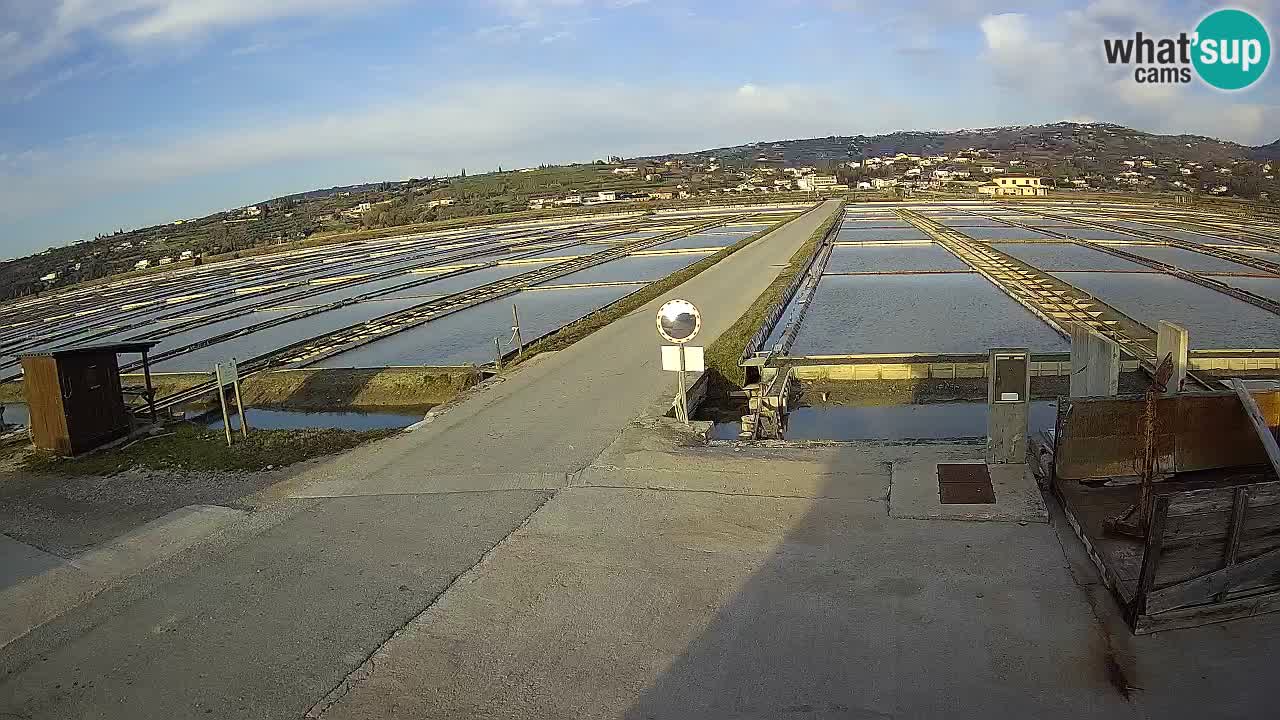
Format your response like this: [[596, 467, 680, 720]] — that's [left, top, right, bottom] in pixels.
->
[[231, 358, 248, 438], [677, 345, 689, 425], [511, 304, 523, 356], [214, 363, 233, 447]]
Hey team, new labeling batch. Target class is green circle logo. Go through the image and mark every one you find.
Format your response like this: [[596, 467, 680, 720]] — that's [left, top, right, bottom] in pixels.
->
[[1193, 9, 1270, 90]]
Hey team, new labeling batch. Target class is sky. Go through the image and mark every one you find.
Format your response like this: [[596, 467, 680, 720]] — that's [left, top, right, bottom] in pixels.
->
[[1, 0, 1278, 257]]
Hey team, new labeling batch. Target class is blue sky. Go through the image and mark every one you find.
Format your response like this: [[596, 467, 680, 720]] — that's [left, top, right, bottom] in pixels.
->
[[1, 0, 1277, 256]]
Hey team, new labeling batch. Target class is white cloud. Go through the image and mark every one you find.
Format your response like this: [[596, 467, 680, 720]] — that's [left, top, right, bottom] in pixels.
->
[[0, 80, 911, 224], [108, 0, 359, 42], [0, 0, 381, 82], [490, 0, 587, 23], [977, 2, 1280, 144], [476, 0, 631, 44]]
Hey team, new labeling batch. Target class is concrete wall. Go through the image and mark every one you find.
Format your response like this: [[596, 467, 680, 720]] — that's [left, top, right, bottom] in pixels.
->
[[791, 359, 1141, 382]]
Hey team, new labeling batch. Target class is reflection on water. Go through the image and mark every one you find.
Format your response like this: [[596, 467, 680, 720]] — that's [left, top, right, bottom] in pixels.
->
[[187, 407, 423, 432], [710, 400, 1058, 441]]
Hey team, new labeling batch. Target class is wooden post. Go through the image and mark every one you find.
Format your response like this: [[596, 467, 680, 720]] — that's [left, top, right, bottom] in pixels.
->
[[1133, 495, 1170, 621], [141, 348, 157, 422], [511, 305, 523, 356], [231, 358, 248, 438], [214, 363, 233, 447], [1216, 487, 1251, 602], [494, 337, 503, 370], [1232, 378, 1280, 479]]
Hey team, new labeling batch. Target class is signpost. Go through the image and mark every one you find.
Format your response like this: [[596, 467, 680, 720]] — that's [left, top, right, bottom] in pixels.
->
[[511, 304, 523, 356], [656, 299, 703, 425], [213, 359, 249, 446]]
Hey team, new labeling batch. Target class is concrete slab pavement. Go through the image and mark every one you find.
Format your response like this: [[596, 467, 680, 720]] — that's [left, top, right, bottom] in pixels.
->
[[0, 533, 67, 590], [890, 455, 1049, 523], [318, 441, 1135, 720], [0, 491, 550, 719], [319, 422, 1280, 720], [0, 201, 843, 719], [0, 504, 248, 651]]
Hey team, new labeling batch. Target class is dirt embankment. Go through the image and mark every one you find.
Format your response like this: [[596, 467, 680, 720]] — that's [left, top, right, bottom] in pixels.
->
[[232, 366, 480, 410], [1, 366, 482, 411]]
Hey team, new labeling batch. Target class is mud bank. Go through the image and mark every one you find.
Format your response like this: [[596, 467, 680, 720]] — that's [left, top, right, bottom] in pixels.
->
[[0, 366, 482, 411]]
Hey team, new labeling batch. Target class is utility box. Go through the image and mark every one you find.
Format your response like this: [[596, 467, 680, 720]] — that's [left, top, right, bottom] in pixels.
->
[[17, 342, 159, 456], [988, 348, 1031, 465]]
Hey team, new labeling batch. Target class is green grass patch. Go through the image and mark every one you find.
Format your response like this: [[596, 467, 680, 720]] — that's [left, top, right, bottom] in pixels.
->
[[511, 215, 797, 361], [0, 382, 22, 403], [22, 423, 397, 476], [703, 202, 844, 389]]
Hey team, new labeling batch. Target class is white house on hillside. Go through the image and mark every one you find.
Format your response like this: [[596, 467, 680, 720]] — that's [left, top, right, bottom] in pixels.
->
[[978, 175, 1049, 197]]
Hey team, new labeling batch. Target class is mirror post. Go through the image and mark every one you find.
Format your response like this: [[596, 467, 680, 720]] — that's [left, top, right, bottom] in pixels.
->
[[677, 344, 688, 424]]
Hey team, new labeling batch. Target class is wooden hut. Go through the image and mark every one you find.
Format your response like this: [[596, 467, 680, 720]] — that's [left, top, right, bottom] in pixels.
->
[[17, 341, 160, 456]]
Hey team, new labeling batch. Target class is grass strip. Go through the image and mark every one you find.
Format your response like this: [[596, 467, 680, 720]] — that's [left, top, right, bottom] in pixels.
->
[[510, 214, 798, 361], [22, 423, 397, 476], [703, 201, 843, 389]]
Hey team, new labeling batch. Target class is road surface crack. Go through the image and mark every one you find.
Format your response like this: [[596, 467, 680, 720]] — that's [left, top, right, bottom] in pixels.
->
[[302, 490, 557, 718]]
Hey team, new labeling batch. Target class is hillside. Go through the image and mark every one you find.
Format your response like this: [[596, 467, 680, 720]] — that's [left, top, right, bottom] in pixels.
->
[[0, 164, 678, 302], [1252, 138, 1280, 161], [4, 121, 1277, 304], [644, 122, 1263, 168]]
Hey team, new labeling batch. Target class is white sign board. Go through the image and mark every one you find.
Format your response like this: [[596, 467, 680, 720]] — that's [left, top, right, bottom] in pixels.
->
[[215, 359, 239, 387], [661, 345, 704, 372]]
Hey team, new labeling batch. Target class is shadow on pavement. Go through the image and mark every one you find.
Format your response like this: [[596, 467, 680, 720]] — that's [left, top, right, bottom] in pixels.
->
[[621, 444, 1135, 720]]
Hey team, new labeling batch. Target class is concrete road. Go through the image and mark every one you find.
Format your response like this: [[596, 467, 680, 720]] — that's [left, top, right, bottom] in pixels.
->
[[0, 201, 841, 719], [277, 201, 839, 498], [317, 423, 1278, 720]]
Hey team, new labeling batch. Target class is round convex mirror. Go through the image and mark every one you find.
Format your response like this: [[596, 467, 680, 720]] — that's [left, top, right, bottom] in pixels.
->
[[656, 299, 701, 344]]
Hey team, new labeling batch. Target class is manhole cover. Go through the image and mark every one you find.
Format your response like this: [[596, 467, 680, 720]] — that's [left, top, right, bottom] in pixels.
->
[[938, 463, 995, 504]]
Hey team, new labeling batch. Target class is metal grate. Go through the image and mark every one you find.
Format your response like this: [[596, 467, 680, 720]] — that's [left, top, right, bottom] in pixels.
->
[[937, 463, 996, 504]]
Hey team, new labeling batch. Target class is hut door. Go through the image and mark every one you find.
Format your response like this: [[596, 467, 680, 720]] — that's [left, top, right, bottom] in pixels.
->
[[61, 359, 115, 446]]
